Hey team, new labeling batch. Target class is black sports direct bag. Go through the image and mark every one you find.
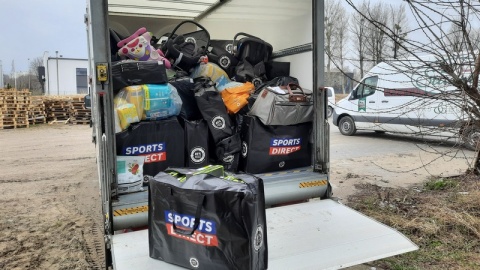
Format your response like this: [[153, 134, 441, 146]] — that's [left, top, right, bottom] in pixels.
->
[[149, 169, 268, 270], [207, 39, 239, 78], [111, 60, 168, 92], [183, 119, 210, 168], [115, 118, 185, 179], [193, 78, 241, 171], [240, 116, 312, 174]]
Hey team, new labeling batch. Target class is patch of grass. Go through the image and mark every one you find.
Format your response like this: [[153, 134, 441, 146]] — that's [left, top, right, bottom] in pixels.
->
[[347, 174, 480, 270], [424, 177, 458, 190]]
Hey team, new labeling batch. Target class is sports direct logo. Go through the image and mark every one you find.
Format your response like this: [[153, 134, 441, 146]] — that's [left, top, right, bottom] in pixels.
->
[[269, 138, 301, 155], [165, 211, 218, 247], [123, 143, 166, 163]]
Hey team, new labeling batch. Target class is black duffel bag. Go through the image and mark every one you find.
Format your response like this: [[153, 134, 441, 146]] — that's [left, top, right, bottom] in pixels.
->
[[112, 60, 168, 92], [149, 168, 268, 270]]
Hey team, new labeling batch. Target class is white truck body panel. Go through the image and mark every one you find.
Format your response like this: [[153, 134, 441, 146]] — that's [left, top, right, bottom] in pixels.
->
[[111, 200, 417, 270]]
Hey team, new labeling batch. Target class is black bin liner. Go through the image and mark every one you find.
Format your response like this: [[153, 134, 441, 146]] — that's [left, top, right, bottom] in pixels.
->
[[240, 116, 312, 174], [149, 168, 268, 270], [115, 118, 185, 179]]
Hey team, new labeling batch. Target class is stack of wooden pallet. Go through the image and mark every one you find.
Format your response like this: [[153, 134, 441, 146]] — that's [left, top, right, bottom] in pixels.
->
[[69, 96, 91, 125], [42, 95, 91, 125], [43, 96, 72, 124], [28, 96, 47, 125], [0, 89, 31, 129]]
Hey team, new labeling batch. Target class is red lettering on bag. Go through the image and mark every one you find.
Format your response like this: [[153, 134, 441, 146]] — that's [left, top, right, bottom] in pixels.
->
[[142, 152, 166, 163], [166, 224, 219, 246], [269, 146, 301, 155]]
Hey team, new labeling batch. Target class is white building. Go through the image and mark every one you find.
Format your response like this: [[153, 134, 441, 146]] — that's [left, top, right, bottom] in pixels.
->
[[43, 52, 88, 95]]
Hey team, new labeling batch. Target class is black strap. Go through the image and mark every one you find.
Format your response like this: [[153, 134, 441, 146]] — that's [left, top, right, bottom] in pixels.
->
[[168, 187, 206, 236]]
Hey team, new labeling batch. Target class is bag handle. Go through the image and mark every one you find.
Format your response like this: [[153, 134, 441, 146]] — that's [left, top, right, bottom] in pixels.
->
[[287, 83, 307, 102], [168, 187, 206, 236], [232, 32, 269, 60]]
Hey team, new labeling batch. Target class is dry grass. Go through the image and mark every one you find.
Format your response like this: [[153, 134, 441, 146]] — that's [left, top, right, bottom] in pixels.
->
[[347, 174, 480, 270]]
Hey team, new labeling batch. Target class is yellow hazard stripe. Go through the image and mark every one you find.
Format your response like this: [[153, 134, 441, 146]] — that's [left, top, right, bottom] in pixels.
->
[[299, 180, 328, 188], [114, 205, 149, 217], [260, 169, 308, 177]]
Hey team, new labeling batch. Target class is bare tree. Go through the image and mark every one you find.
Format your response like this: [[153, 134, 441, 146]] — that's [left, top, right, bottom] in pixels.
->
[[325, 0, 346, 73], [29, 57, 44, 94], [345, 0, 480, 173], [389, 4, 409, 59], [364, 2, 389, 66], [350, 1, 369, 78]]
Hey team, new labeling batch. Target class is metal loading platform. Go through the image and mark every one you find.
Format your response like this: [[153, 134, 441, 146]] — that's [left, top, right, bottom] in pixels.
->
[[112, 167, 329, 231]]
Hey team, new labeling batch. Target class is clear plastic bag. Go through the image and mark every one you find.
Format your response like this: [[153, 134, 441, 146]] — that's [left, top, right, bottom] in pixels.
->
[[142, 84, 182, 120], [114, 96, 140, 131]]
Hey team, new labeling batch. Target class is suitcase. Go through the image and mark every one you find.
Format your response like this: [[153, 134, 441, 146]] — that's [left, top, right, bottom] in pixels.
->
[[240, 116, 312, 174], [149, 168, 268, 270]]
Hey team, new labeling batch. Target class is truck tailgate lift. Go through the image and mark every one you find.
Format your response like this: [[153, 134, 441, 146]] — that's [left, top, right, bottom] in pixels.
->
[[110, 200, 417, 269]]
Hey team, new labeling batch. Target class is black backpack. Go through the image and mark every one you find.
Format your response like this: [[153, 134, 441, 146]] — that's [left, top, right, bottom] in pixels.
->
[[232, 33, 273, 87]]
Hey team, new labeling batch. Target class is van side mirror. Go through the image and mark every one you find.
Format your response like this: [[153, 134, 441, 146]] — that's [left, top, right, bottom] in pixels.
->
[[349, 89, 357, 100], [84, 87, 92, 109]]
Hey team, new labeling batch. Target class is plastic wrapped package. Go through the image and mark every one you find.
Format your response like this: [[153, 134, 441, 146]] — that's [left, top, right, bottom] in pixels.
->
[[114, 108, 122, 133], [116, 156, 144, 194], [142, 84, 182, 120], [116, 103, 140, 130], [124, 85, 145, 118], [190, 63, 231, 89]]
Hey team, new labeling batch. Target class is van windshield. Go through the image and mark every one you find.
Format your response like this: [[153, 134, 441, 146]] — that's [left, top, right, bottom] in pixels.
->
[[351, 76, 378, 100]]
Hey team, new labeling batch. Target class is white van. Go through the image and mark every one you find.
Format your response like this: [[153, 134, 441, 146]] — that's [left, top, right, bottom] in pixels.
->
[[326, 86, 335, 117], [332, 55, 478, 149]]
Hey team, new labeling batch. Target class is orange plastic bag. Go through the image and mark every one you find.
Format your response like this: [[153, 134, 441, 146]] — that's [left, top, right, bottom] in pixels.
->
[[220, 82, 255, 114]]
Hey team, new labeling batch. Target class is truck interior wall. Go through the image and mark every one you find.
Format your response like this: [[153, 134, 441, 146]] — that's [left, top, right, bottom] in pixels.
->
[[199, 3, 312, 88], [108, 15, 197, 39]]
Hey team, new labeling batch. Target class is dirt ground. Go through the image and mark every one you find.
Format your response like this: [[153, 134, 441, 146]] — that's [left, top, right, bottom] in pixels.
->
[[0, 124, 104, 269], [0, 124, 476, 269]]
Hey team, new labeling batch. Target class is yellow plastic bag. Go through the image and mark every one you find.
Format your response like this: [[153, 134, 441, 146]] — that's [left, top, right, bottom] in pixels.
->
[[116, 103, 140, 130], [220, 82, 254, 114], [124, 85, 145, 119]]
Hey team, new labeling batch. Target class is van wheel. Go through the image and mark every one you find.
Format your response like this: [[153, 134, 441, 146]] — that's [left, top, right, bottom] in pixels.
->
[[463, 127, 480, 150], [327, 106, 333, 118], [339, 116, 356, 136]]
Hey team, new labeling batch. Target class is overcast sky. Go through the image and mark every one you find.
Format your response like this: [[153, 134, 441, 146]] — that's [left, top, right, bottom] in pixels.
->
[[0, 0, 472, 75], [0, 0, 88, 74]]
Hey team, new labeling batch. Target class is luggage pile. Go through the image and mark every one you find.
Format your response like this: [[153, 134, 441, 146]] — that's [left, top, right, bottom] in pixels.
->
[[111, 20, 314, 269], [113, 20, 314, 186]]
